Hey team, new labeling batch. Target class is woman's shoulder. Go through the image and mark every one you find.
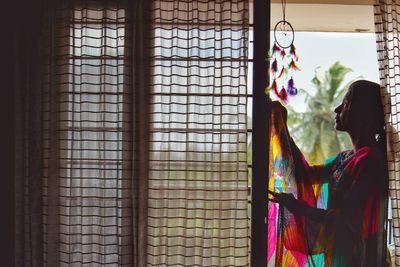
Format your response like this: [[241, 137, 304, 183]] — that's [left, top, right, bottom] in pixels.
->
[[348, 146, 385, 172], [353, 146, 383, 163], [328, 147, 383, 172]]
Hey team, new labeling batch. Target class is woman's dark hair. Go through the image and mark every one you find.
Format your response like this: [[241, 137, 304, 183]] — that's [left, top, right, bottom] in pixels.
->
[[349, 80, 386, 151], [350, 80, 389, 260]]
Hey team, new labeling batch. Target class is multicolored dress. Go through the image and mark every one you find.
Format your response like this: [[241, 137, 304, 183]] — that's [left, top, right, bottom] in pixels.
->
[[268, 106, 388, 267]]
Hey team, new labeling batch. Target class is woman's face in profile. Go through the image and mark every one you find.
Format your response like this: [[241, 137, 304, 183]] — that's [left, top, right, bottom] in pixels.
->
[[334, 88, 353, 132]]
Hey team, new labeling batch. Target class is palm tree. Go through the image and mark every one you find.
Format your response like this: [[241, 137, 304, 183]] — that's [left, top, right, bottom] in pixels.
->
[[287, 61, 355, 165]]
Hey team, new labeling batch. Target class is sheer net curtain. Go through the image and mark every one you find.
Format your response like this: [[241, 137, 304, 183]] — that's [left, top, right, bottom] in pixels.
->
[[375, 0, 400, 265], [148, 1, 250, 266]]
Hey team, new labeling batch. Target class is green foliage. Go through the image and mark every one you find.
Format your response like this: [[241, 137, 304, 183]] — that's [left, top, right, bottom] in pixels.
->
[[287, 62, 354, 165]]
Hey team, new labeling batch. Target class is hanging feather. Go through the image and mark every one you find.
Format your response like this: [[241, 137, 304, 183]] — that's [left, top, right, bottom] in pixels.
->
[[287, 77, 298, 96], [288, 59, 300, 71], [272, 43, 281, 56], [280, 49, 286, 58], [271, 58, 278, 74], [265, 79, 276, 94], [278, 87, 288, 103], [271, 79, 278, 96], [288, 87, 298, 96], [290, 44, 299, 61], [288, 77, 294, 89], [277, 67, 287, 79]]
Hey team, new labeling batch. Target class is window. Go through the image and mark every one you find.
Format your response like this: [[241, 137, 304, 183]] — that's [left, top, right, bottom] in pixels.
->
[[41, 1, 251, 266]]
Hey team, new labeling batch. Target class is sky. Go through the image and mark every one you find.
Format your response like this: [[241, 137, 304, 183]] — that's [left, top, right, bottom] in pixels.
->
[[268, 32, 380, 112]]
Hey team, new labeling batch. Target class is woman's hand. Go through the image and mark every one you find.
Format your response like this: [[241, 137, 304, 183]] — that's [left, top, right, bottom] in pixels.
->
[[269, 190, 327, 222], [268, 190, 301, 214]]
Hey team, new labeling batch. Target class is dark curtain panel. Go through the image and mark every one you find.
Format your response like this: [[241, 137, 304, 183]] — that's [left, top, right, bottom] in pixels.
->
[[15, 0, 151, 266], [14, 0, 50, 265]]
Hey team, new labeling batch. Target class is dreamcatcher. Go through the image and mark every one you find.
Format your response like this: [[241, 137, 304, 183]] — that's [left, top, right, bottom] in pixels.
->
[[266, 0, 300, 103]]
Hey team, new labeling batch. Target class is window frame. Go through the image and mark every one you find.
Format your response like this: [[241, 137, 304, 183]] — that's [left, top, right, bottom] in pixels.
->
[[250, 0, 271, 266]]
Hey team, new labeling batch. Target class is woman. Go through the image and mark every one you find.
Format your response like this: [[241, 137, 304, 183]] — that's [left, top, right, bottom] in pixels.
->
[[269, 80, 388, 266]]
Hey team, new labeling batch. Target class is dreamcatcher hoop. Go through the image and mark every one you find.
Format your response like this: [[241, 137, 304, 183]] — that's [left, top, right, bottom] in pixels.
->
[[266, 0, 300, 103], [273, 20, 295, 49]]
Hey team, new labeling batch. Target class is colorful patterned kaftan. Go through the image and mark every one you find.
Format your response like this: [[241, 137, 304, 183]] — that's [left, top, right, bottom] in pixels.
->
[[268, 105, 388, 267]]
